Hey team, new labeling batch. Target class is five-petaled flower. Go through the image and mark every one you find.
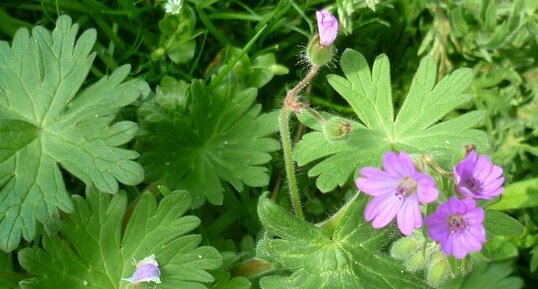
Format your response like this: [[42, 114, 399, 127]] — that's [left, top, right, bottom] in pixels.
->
[[356, 151, 439, 235], [122, 254, 162, 284], [454, 151, 504, 200], [425, 196, 486, 259], [316, 10, 338, 46]]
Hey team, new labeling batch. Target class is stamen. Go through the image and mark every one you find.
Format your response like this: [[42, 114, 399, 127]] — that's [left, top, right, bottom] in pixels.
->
[[395, 177, 418, 199], [447, 214, 467, 233]]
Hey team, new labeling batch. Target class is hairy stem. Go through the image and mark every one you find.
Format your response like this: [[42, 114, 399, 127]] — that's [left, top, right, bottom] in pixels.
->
[[279, 65, 320, 220]]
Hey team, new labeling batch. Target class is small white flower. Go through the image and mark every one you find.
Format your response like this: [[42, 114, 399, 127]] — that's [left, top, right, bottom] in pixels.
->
[[164, 0, 183, 15]]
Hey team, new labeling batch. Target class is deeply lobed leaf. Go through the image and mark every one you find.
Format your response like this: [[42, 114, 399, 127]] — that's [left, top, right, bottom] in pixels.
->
[[294, 49, 490, 192], [0, 16, 149, 251], [137, 73, 279, 207], [18, 190, 222, 289], [256, 194, 431, 289]]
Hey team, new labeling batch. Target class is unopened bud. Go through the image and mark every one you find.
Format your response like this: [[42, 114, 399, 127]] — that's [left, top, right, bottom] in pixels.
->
[[316, 10, 338, 47], [151, 47, 166, 61], [306, 9, 338, 66], [322, 117, 351, 141], [426, 252, 450, 288]]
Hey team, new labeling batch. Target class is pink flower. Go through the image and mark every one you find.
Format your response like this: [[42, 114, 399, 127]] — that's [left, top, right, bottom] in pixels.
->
[[122, 254, 161, 284], [316, 10, 338, 46], [454, 151, 504, 200], [425, 197, 486, 259], [356, 151, 439, 235]]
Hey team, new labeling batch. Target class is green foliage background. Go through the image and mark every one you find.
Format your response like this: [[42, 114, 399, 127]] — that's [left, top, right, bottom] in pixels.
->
[[0, 0, 538, 288]]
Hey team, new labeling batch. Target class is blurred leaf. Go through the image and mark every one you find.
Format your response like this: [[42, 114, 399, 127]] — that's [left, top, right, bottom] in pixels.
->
[[489, 178, 538, 210], [256, 195, 430, 289], [440, 260, 523, 289], [294, 49, 489, 192], [484, 211, 524, 237], [484, 238, 519, 262], [19, 190, 222, 289]]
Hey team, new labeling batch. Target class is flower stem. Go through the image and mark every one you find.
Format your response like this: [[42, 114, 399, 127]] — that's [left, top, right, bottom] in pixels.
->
[[279, 107, 304, 220], [279, 65, 320, 220]]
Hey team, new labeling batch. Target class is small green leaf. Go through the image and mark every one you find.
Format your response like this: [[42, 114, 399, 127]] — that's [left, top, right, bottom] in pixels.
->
[[256, 195, 431, 289], [18, 190, 222, 289], [137, 74, 279, 207], [484, 211, 524, 237], [488, 178, 538, 210], [294, 49, 489, 192], [0, 16, 149, 252]]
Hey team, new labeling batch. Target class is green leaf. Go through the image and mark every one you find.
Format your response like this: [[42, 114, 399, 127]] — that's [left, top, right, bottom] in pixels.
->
[[484, 211, 524, 236], [210, 271, 251, 289], [18, 190, 222, 289], [439, 260, 523, 289], [0, 16, 149, 252], [294, 49, 489, 192], [256, 195, 431, 289], [137, 74, 279, 207], [488, 178, 538, 210], [0, 251, 23, 289]]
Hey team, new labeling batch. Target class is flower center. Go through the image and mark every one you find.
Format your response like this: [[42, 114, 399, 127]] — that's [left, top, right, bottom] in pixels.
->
[[447, 214, 467, 233], [395, 177, 417, 199], [462, 177, 482, 193]]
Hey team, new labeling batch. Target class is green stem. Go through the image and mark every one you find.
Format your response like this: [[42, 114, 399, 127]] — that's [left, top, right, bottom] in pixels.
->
[[279, 65, 320, 220], [279, 106, 304, 220]]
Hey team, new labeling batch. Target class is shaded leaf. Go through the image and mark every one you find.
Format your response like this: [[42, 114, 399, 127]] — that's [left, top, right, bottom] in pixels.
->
[[137, 74, 279, 207]]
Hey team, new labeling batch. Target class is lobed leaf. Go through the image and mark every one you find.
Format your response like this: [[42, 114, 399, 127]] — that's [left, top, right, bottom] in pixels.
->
[[294, 49, 490, 192], [18, 190, 222, 289], [137, 73, 279, 207], [0, 16, 149, 251], [256, 195, 431, 289]]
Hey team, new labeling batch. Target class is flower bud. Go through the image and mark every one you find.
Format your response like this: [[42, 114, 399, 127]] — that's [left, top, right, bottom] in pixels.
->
[[316, 10, 338, 47], [426, 252, 451, 288], [322, 117, 351, 141], [305, 10, 338, 66]]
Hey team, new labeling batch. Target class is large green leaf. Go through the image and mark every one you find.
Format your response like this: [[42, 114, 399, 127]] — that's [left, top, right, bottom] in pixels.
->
[[137, 74, 279, 207], [18, 190, 222, 289], [0, 16, 149, 251], [294, 49, 489, 192], [256, 195, 431, 289]]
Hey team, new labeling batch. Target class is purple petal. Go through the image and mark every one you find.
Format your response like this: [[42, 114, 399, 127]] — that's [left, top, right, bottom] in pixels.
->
[[416, 183, 439, 203], [316, 10, 338, 46], [396, 196, 422, 235], [365, 194, 401, 229]]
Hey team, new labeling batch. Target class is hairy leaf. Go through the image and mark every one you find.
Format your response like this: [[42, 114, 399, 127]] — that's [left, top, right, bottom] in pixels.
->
[[256, 195, 431, 289], [137, 74, 279, 207], [294, 49, 489, 192], [0, 16, 149, 251], [18, 190, 222, 289]]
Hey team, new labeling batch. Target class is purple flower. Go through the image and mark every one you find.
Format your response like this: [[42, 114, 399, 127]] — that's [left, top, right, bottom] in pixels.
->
[[454, 151, 504, 200], [356, 151, 439, 235], [316, 10, 338, 46], [122, 254, 161, 284], [425, 197, 486, 259]]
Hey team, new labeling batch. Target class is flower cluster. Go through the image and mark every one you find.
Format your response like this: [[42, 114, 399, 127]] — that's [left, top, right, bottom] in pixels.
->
[[356, 150, 504, 259]]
